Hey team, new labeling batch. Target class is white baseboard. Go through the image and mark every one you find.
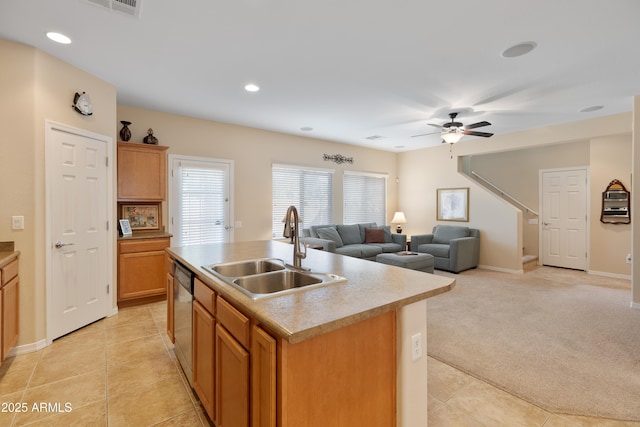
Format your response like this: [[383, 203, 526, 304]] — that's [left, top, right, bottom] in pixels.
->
[[8, 339, 47, 357], [587, 270, 631, 280], [478, 264, 524, 274], [631, 301, 640, 310]]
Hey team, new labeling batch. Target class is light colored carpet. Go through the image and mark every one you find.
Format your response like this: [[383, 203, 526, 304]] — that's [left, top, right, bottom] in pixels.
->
[[426, 266, 640, 421]]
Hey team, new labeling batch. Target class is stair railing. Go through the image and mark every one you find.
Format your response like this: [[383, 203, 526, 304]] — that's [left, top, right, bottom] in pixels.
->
[[471, 171, 539, 216]]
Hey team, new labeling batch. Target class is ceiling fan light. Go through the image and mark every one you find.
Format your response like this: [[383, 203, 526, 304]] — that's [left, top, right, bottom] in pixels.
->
[[442, 130, 464, 144]]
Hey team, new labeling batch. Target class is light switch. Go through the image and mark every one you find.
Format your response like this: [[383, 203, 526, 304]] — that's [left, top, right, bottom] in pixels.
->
[[12, 216, 24, 230]]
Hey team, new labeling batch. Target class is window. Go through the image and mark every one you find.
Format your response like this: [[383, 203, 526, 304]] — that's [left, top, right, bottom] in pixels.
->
[[343, 171, 387, 225], [170, 156, 232, 246], [272, 164, 333, 238]]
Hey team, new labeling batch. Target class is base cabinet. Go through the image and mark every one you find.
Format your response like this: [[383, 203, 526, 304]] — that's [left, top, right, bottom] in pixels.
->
[[251, 326, 277, 427], [1, 257, 19, 363], [193, 299, 216, 420], [118, 237, 170, 305], [215, 324, 249, 427], [188, 275, 393, 427], [166, 254, 175, 343]]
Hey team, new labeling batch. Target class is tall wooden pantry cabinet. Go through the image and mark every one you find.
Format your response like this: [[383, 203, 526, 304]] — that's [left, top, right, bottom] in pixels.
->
[[116, 142, 171, 307]]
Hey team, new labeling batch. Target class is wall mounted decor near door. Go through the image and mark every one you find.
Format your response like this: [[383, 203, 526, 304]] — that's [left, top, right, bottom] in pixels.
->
[[600, 179, 630, 224]]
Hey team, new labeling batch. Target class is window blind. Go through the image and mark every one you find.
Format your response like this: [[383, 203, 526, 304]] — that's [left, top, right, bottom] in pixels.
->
[[175, 161, 227, 246], [343, 171, 387, 225], [272, 165, 333, 238]]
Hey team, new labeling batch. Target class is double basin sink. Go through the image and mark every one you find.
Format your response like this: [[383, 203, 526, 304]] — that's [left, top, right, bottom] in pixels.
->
[[203, 258, 346, 299]]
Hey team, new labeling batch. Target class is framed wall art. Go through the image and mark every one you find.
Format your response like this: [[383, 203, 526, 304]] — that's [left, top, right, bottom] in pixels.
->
[[120, 203, 161, 231], [436, 187, 469, 222]]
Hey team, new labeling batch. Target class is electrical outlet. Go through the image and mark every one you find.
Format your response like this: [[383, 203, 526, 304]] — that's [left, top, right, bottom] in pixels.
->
[[626, 253, 632, 264], [411, 333, 422, 361]]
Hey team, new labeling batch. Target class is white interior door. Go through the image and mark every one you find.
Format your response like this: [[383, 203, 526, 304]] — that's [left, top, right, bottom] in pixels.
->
[[47, 122, 111, 341], [540, 168, 588, 270]]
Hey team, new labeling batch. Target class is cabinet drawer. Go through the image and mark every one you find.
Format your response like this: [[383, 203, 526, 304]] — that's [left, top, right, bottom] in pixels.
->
[[1, 258, 18, 286], [166, 254, 174, 275], [119, 238, 169, 254], [194, 278, 215, 315], [217, 296, 250, 348]]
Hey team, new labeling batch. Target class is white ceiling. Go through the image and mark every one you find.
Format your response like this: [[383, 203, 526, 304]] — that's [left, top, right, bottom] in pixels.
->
[[1, 0, 640, 152]]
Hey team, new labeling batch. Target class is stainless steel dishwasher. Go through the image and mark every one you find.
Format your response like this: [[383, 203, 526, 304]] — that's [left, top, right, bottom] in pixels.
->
[[174, 261, 194, 386]]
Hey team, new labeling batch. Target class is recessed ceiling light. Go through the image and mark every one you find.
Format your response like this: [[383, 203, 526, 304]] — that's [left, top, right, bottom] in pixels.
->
[[300, 127, 314, 132], [501, 41, 537, 58], [46, 32, 71, 44], [580, 105, 604, 113], [244, 83, 260, 92]]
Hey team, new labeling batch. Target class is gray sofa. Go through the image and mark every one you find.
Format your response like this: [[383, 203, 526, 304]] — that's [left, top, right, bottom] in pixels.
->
[[411, 225, 479, 273], [301, 223, 406, 260]]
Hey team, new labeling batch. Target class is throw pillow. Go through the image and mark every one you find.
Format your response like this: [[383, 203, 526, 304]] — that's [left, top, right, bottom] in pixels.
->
[[380, 225, 393, 243], [316, 227, 344, 248], [365, 227, 385, 244], [336, 224, 362, 245]]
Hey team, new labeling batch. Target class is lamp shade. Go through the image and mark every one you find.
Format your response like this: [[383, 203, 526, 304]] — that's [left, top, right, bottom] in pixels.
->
[[391, 211, 407, 224]]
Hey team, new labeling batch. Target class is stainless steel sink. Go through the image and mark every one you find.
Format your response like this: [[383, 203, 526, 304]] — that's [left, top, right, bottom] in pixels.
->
[[203, 258, 346, 299], [208, 258, 285, 277]]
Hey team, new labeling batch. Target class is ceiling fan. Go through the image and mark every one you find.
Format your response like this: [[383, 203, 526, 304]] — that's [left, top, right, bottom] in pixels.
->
[[412, 112, 494, 144]]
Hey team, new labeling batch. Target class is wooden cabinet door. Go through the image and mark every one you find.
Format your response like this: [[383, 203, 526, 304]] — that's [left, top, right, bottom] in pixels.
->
[[216, 323, 249, 427], [1, 276, 19, 361], [193, 300, 215, 420], [118, 250, 166, 300], [117, 143, 168, 201], [166, 272, 174, 343], [251, 326, 276, 427], [118, 238, 169, 303]]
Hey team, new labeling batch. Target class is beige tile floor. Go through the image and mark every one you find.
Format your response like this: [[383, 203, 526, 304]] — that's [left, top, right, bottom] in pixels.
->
[[1, 301, 639, 426]]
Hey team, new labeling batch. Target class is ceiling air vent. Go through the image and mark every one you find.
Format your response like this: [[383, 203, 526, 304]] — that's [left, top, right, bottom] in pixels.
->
[[86, 0, 141, 18]]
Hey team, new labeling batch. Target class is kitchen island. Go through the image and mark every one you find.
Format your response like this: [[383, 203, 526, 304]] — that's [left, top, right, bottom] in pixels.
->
[[167, 240, 455, 427]]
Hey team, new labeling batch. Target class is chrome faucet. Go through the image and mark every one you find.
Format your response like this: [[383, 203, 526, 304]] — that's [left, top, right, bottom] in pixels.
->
[[283, 205, 307, 270]]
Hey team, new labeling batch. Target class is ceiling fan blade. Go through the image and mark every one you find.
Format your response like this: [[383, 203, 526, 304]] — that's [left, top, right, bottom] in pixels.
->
[[463, 130, 494, 138], [427, 123, 442, 128], [411, 131, 441, 138], [465, 121, 491, 130]]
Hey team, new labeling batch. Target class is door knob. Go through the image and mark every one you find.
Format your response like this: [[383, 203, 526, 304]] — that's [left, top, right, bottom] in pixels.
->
[[54, 241, 75, 249]]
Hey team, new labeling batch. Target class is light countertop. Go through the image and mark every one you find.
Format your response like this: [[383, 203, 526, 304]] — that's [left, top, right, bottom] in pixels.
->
[[167, 240, 455, 344]]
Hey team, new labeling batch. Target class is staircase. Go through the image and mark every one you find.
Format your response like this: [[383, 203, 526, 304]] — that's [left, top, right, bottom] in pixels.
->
[[522, 254, 539, 271]]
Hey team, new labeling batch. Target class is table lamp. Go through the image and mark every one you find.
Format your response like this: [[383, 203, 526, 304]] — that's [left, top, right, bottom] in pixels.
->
[[391, 211, 407, 233]]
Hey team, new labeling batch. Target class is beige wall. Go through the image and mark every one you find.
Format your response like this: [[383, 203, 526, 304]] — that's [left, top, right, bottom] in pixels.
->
[[116, 105, 399, 243], [2, 37, 638, 350], [589, 135, 632, 276], [632, 95, 640, 307], [399, 113, 632, 273], [465, 135, 632, 276], [0, 39, 117, 346], [469, 141, 591, 258], [397, 143, 522, 272]]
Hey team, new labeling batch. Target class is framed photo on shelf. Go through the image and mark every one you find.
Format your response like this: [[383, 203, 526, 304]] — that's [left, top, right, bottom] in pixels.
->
[[436, 187, 469, 222], [118, 219, 132, 237], [120, 203, 161, 231]]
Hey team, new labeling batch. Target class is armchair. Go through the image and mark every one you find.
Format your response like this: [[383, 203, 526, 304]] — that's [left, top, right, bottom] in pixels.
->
[[410, 225, 479, 273]]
